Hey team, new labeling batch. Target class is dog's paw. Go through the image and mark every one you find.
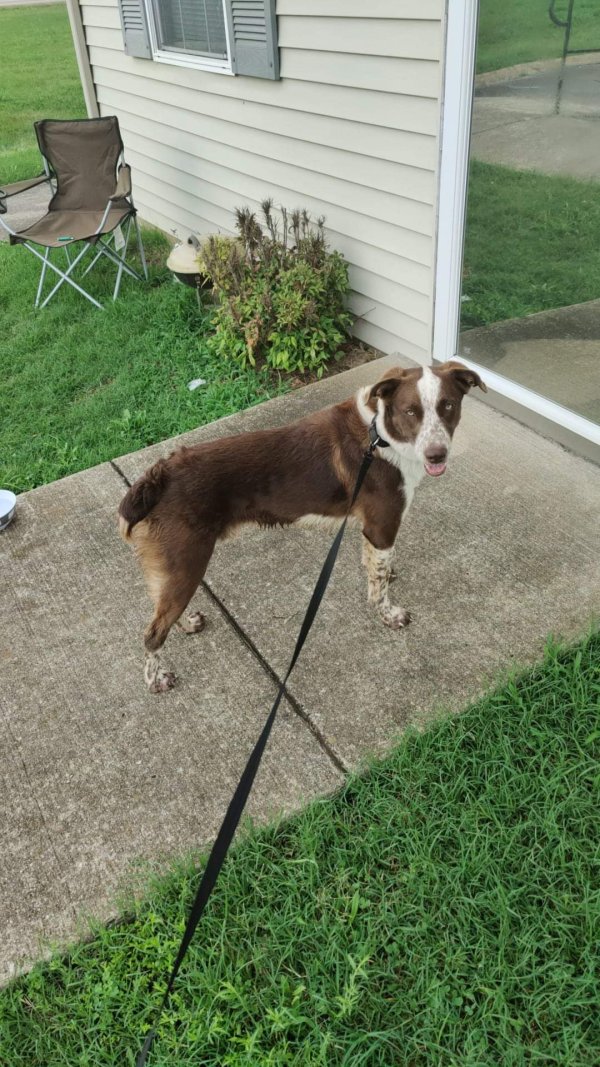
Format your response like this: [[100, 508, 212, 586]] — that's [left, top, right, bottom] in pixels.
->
[[383, 606, 411, 630], [148, 669, 176, 694], [178, 611, 206, 635]]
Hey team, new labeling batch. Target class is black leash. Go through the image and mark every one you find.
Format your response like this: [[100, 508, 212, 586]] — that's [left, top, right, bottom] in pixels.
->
[[136, 422, 384, 1065]]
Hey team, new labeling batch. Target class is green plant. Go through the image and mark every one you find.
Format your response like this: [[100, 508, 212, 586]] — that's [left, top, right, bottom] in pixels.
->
[[202, 200, 353, 376]]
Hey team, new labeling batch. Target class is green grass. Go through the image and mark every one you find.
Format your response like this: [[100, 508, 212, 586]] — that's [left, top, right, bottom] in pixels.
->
[[461, 160, 600, 328], [477, 0, 600, 74], [0, 4, 85, 183], [0, 633, 598, 1066], [0, 239, 285, 493]]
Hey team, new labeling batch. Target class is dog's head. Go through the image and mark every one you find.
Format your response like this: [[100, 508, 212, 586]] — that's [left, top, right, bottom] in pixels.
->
[[365, 362, 487, 476]]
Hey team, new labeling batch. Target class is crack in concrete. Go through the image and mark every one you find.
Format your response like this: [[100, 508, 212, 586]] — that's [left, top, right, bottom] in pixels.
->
[[202, 579, 350, 777], [108, 457, 348, 776]]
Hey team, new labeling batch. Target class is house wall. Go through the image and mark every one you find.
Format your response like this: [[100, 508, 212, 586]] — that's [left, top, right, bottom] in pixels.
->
[[78, 0, 445, 363]]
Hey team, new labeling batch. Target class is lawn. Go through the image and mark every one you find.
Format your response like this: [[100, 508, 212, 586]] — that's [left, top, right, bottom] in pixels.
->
[[0, 241, 285, 494], [0, 4, 285, 495], [477, 0, 600, 74], [461, 160, 600, 328], [0, 4, 84, 183], [0, 632, 598, 1065]]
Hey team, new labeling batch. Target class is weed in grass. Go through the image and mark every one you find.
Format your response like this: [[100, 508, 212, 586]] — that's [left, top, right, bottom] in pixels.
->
[[0, 633, 598, 1064]]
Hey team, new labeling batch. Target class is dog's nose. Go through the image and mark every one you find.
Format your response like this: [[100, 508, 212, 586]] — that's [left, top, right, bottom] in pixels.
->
[[424, 445, 448, 465]]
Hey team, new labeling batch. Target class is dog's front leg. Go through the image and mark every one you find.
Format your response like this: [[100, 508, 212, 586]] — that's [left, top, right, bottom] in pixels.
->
[[361, 536, 410, 630]]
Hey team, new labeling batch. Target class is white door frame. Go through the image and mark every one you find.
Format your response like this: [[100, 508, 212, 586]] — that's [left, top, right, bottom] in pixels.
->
[[433, 0, 600, 460]]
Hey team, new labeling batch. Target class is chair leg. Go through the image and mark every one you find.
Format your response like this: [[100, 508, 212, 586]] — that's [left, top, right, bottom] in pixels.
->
[[134, 216, 148, 281], [113, 217, 132, 301], [35, 248, 50, 308], [22, 217, 146, 309], [38, 243, 104, 310], [84, 232, 142, 284], [82, 243, 105, 278], [21, 241, 104, 309]]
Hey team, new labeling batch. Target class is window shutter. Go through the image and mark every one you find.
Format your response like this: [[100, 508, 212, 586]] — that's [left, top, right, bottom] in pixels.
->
[[225, 0, 279, 80], [118, 0, 152, 59]]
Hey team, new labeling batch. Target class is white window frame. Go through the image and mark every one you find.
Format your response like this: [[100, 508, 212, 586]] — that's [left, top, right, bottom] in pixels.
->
[[144, 0, 233, 75], [434, 0, 600, 461]]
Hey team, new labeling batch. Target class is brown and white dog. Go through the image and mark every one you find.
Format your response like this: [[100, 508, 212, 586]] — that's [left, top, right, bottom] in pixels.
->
[[119, 361, 486, 693]]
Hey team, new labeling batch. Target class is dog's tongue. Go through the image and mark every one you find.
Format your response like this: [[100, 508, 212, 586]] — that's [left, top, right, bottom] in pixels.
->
[[424, 461, 447, 477]]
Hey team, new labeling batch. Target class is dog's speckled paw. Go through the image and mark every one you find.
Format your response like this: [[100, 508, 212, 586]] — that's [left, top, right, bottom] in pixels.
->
[[148, 669, 176, 694], [383, 607, 411, 630], [178, 611, 206, 635]]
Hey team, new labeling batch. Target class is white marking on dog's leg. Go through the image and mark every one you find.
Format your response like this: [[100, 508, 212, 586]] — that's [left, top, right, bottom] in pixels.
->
[[176, 610, 206, 635], [144, 651, 176, 694], [362, 540, 411, 630]]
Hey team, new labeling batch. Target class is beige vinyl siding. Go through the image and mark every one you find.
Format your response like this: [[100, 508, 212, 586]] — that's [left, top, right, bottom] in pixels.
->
[[105, 115, 434, 252], [277, 19, 441, 60], [277, 2, 441, 16], [79, 0, 444, 362]]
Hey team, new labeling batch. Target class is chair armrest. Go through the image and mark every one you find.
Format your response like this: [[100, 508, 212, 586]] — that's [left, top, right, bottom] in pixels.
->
[[109, 164, 132, 201], [0, 174, 50, 214]]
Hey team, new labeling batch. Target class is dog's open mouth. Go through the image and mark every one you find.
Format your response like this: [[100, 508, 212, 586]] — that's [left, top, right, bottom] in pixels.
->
[[424, 460, 447, 477]]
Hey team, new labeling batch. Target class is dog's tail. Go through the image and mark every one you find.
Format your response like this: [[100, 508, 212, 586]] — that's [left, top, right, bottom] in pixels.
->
[[118, 458, 169, 540]]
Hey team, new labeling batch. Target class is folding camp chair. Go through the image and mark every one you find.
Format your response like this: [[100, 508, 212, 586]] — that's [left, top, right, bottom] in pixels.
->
[[0, 116, 147, 309]]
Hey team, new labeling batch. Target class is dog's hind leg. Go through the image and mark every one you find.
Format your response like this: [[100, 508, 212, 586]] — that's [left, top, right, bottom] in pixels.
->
[[137, 529, 215, 693], [144, 588, 193, 694]]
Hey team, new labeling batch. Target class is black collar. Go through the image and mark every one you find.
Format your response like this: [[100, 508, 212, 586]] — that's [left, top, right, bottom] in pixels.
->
[[368, 414, 390, 450]]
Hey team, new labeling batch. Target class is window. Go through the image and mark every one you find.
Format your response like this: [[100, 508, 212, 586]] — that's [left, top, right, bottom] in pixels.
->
[[149, 0, 228, 63], [118, 0, 280, 81], [147, 0, 230, 71]]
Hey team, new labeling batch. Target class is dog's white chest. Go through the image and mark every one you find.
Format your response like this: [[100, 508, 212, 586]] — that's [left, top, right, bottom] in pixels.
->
[[397, 453, 424, 512], [378, 446, 424, 512]]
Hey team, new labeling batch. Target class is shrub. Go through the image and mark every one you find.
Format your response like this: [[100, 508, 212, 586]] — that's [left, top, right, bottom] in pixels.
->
[[201, 200, 352, 376]]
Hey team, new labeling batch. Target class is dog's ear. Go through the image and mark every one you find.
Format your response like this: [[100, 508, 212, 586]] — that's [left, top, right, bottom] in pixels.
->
[[441, 361, 487, 394], [369, 369, 408, 403]]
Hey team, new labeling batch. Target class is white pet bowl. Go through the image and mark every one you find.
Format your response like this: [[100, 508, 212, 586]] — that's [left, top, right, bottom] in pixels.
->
[[0, 489, 17, 531]]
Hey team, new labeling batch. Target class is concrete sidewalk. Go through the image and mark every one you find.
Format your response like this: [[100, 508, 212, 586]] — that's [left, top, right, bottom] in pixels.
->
[[471, 60, 600, 181], [2, 358, 599, 983], [461, 300, 600, 426]]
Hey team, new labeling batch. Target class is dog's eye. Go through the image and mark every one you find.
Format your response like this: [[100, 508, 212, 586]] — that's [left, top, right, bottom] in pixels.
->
[[444, 401, 454, 412], [405, 407, 416, 417]]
